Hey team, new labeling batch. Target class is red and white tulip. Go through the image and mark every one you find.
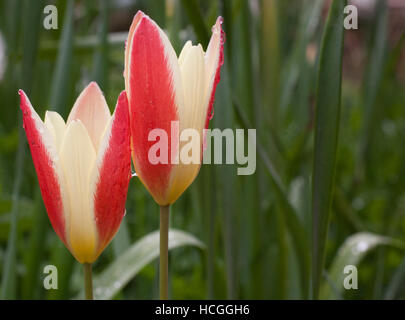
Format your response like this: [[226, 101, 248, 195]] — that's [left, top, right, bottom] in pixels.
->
[[125, 11, 225, 205], [20, 82, 131, 263]]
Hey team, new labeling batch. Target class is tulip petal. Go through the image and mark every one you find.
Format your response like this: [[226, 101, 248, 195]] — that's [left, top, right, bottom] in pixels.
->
[[89, 91, 131, 257], [19, 90, 68, 246], [165, 18, 225, 204], [67, 82, 111, 151], [178, 40, 192, 65], [44, 111, 66, 152], [204, 17, 225, 131], [60, 119, 97, 263], [124, 10, 145, 91], [126, 14, 183, 205], [178, 44, 207, 133], [167, 44, 207, 203]]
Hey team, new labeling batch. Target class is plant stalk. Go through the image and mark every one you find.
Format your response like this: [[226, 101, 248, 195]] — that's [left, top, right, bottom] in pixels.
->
[[83, 263, 93, 300], [160, 205, 170, 299]]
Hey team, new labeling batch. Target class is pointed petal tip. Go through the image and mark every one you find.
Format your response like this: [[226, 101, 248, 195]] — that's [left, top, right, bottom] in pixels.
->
[[128, 11, 149, 37], [215, 16, 224, 26], [135, 14, 162, 36], [113, 91, 129, 119], [114, 91, 129, 126], [18, 89, 25, 109], [134, 10, 147, 20], [18, 89, 28, 102], [125, 11, 150, 86], [118, 90, 127, 101], [84, 81, 103, 95], [203, 17, 225, 131], [19, 89, 32, 113], [67, 82, 111, 150], [213, 16, 225, 44], [211, 16, 224, 36]]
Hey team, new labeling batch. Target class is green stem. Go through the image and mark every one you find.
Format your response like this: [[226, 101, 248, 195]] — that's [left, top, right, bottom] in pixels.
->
[[160, 205, 170, 300], [83, 263, 93, 300]]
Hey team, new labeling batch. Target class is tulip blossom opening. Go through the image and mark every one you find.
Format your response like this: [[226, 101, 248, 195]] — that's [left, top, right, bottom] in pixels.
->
[[20, 83, 131, 263], [125, 11, 225, 205]]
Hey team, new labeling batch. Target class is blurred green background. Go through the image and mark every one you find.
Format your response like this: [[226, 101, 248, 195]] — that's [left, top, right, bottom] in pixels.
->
[[0, 0, 404, 300]]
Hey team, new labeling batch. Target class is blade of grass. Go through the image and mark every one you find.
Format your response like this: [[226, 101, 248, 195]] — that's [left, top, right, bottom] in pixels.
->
[[112, 219, 131, 257], [166, 0, 181, 52], [0, 0, 43, 299], [279, 0, 323, 114], [233, 99, 310, 298], [221, 0, 233, 60], [181, 0, 238, 299], [311, 0, 346, 299], [357, 0, 388, 183], [207, 168, 216, 299], [49, 0, 74, 113], [261, 0, 280, 129], [46, 241, 75, 300], [19, 0, 47, 299], [21, 62, 52, 298], [75, 229, 204, 300], [0, 0, 22, 129], [37, 32, 128, 59], [92, 0, 109, 89], [183, 0, 311, 299], [21, 190, 47, 299], [180, 0, 209, 47], [260, 0, 290, 299], [3, 0, 21, 55], [148, 0, 166, 28], [319, 232, 404, 299], [384, 254, 405, 300], [212, 62, 237, 299], [237, 0, 264, 298], [196, 160, 216, 299], [0, 124, 24, 299]]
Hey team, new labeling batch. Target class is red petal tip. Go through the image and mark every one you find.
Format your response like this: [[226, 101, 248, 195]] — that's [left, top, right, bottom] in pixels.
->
[[118, 90, 128, 102], [134, 10, 146, 19]]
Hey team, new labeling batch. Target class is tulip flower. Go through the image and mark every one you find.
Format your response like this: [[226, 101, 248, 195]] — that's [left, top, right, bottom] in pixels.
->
[[124, 11, 224, 299], [19, 82, 131, 299]]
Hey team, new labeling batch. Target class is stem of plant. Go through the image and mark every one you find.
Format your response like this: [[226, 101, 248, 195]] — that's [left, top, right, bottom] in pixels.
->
[[83, 263, 93, 300], [160, 205, 170, 300]]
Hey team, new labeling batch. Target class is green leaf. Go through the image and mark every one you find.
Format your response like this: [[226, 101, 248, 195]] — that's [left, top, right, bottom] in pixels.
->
[[320, 232, 403, 299], [183, 0, 311, 298], [212, 62, 237, 299], [279, 0, 323, 115], [0, 0, 43, 299], [75, 229, 204, 300], [311, 0, 346, 299], [384, 254, 405, 300], [233, 100, 310, 298], [180, 0, 209, 47], [92, 0, 110, 90], [358, 0, 388, 174]]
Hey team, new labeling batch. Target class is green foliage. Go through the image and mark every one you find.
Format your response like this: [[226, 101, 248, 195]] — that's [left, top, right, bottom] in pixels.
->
[[311, 0, 346, 299], [75, 229, 204, 300], [320, 232, 404, 299]]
